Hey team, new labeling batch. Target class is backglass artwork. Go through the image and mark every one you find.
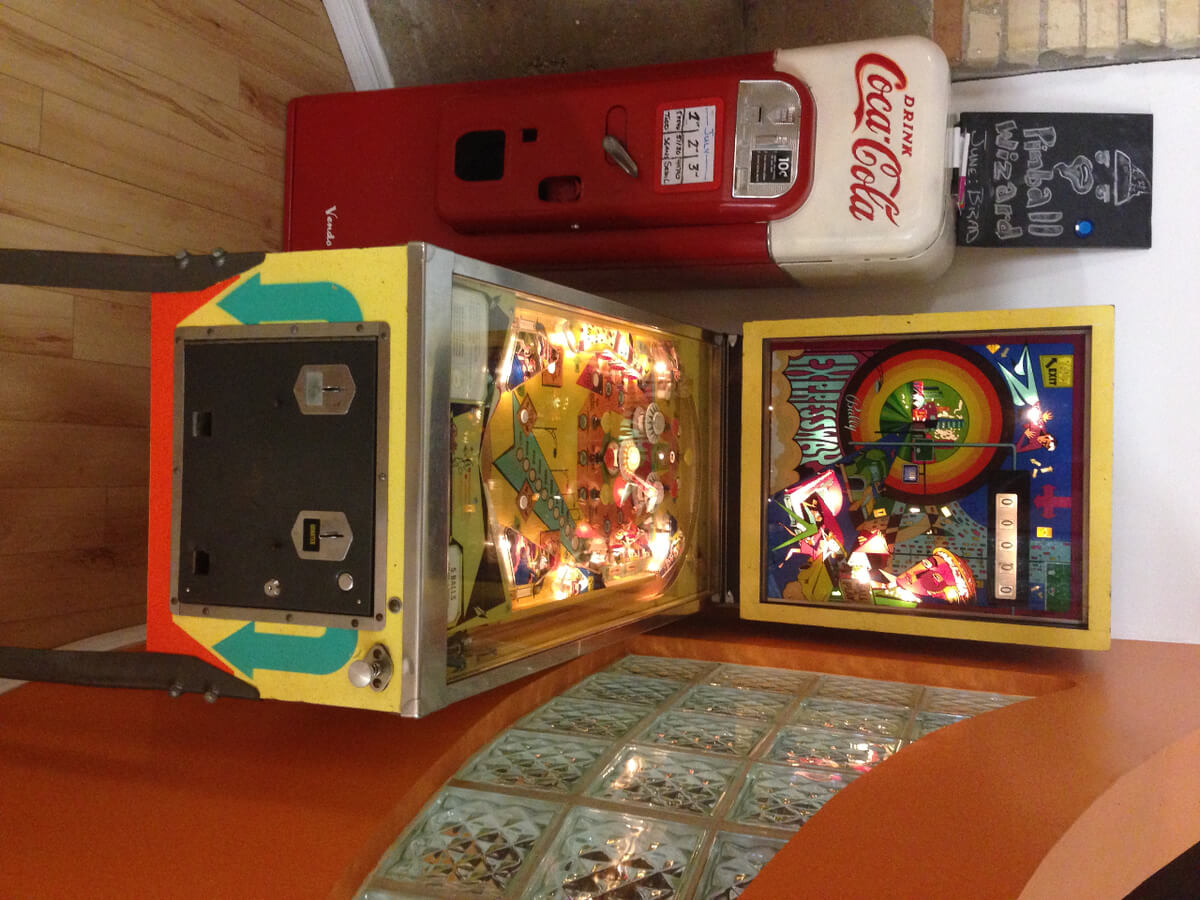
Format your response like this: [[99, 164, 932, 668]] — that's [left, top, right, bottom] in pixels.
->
[[741, 308, 1112, 649]]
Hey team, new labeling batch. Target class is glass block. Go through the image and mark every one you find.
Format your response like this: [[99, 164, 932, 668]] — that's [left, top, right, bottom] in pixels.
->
[[695, 831, 788, 900], [790, 698, 910, 738], [767, 725, 898, 772], [814, 675, 923, 708], [456, 729, 611, 794], [526, 806, 704, 900], [608, 654, 717, 681], [907, 711, 968, 742], [586, 744, 740, 816], [567, 671, 685, 707], [518, 696, 647, 739], [677, 684, 790, 721], [378, 786, 558, 897], [921, 686, 1030, 716], [730, 763, 857, 831], [640, 709, 769, 756], [707, 663, 818, 695]]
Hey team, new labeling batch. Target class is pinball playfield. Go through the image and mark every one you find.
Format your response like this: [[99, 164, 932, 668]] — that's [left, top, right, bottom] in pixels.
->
[[447, 277, 707, 670], [740, 308, 1112, 649]]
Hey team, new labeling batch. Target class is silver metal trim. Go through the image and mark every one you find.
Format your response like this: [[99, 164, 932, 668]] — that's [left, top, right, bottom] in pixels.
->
[[399, 244, 427, 716], [170, 320, 389, 633], [709, 334, 730, 601], [401, 243, 459, 716], [399, 243, 721, 717], [440, 599, 703, 706], [449, 252, 715, 346], [732, 80, 804, 200]]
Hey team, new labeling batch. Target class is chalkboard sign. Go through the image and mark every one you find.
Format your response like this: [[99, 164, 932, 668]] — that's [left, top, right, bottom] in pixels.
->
[[956, 112, 1152, 248]]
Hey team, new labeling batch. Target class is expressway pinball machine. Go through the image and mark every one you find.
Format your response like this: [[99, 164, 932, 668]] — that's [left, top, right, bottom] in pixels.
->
[[740, 308, 1112, 649], [0, 245, 1112, 713]]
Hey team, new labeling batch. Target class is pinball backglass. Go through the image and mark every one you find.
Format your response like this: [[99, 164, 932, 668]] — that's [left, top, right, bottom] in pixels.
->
[[740, 307, 1113, 649]]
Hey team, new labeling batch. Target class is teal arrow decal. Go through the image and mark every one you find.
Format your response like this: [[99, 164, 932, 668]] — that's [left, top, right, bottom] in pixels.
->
[[216, 272, 362, 323], [214, 623, 357, 678]]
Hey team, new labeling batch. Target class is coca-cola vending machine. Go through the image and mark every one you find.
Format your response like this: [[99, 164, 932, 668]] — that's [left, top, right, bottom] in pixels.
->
[[284, 36, 954, 287]]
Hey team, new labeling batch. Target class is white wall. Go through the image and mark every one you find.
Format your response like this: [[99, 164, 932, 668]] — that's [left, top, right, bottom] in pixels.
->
[[616, 58, 1200, 643]]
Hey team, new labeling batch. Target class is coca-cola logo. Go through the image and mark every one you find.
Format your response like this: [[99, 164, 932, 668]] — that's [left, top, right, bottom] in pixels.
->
[[848, 53, 914, 227]]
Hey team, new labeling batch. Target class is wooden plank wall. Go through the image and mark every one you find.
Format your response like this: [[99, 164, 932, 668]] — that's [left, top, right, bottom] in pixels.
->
[[0, 0, 352, 647]]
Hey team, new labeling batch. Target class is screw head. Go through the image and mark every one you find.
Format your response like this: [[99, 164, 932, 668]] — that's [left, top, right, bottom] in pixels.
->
[[263, 578, 282, 598], [388, 597, 402, 613], [203, 688, 219, 704]]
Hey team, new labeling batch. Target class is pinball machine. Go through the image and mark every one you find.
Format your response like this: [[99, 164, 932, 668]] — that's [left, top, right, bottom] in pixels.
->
[[133, 243, 1112, 717]]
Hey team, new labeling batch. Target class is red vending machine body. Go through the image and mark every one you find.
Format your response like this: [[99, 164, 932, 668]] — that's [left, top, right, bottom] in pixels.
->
[[286, 37, 952, 285]]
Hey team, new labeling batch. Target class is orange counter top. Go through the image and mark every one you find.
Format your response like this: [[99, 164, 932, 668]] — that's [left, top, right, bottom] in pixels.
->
[[1, 615, 1197, 898]]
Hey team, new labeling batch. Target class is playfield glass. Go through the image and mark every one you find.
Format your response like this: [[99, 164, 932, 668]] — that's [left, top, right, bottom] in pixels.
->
[[444, 275, 713, 678], [756, 324, 1096, 629]]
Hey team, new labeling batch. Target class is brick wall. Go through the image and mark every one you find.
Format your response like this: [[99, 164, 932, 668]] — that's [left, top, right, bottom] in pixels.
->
[[950, 0, 1199, 73]]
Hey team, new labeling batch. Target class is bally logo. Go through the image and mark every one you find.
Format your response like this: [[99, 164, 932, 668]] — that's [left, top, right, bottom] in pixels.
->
[[848, 52, 916, 227], [324, 205, 337, 246]]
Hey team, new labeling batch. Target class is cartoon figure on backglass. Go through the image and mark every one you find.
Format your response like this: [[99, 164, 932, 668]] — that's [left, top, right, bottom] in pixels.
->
[[764, 334, 1086, 621]]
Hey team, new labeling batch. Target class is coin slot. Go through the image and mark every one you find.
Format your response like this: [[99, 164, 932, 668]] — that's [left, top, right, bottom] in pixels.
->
[[538, 175, 582, 202], [192, 549, 210, 575], [191, 410, 213, 437]]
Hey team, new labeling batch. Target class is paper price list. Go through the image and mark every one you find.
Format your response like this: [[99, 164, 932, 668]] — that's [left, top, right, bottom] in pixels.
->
[[660, 104, 716, 186]]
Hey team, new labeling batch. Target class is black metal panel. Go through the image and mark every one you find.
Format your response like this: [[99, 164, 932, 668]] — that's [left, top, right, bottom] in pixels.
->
[[177, 338, 378, 618]]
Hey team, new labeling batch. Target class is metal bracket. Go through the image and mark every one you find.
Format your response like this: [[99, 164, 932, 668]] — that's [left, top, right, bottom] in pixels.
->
[[0, 248, 266, 293], [0, 647, 260, 701]]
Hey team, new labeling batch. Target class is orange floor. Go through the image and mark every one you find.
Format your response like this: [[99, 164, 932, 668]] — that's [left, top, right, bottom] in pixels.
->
[[2, 613, 1198, 899]]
